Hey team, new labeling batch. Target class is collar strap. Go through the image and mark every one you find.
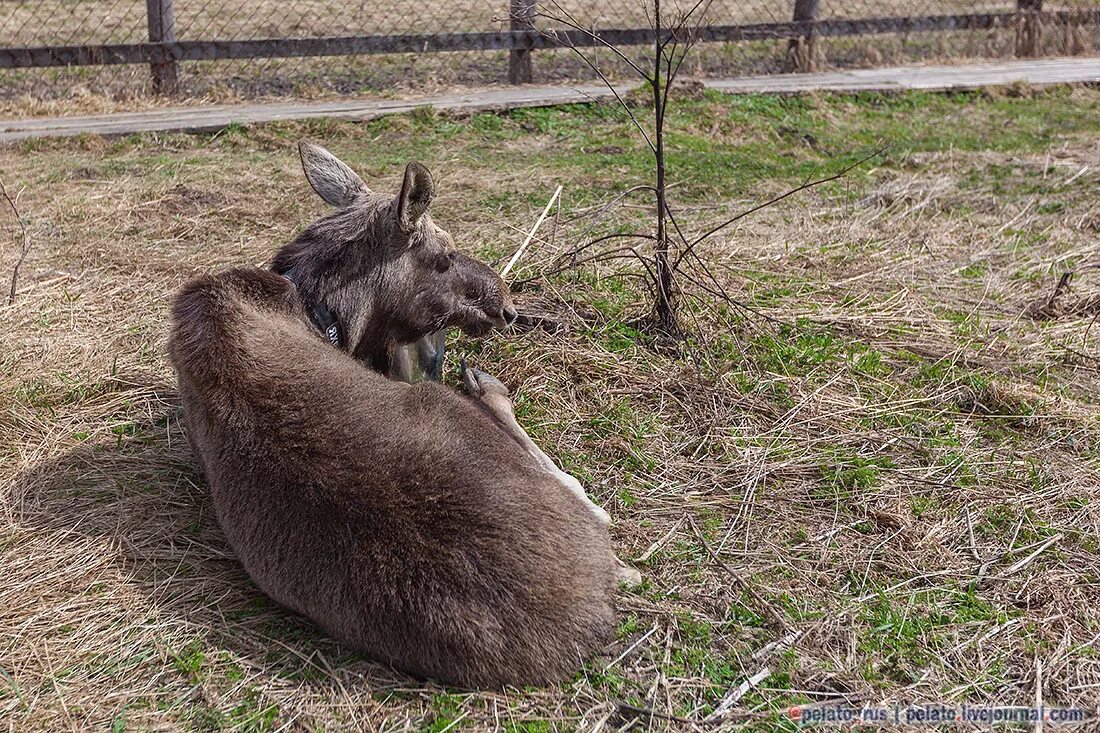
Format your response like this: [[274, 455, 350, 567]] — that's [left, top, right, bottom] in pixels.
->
[[282, 267, 345, 349]]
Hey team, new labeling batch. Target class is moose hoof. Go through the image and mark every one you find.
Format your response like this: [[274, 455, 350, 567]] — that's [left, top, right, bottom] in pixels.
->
[[460, 361, 510, 400]]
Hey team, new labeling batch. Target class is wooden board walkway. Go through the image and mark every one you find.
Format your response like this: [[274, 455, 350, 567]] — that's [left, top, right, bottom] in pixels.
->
[[1, 58, 1097, 142], [708, 56, 1100, 94]]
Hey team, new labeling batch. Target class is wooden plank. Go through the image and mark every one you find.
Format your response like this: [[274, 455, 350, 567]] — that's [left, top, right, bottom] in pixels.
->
[[1016, 0, 1044, 56], [0, 83, 629, 140], [146, 0, 178, 93], [1, 59, 1098, 142], [1, 12, 1098, 69], [508, 0, 535, 84], [786, 0, 822, 73], [708, 57, 1100, 94]]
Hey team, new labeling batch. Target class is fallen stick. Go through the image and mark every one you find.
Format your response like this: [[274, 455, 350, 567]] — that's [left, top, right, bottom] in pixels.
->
[[690, 519, 790, 631], [971, 532, 1064, 588], [1058, 165, 1089, 189], [604, 624, 659, 670], [999, 533, 1062, 579], [751, 628, 804, 661], [1035, 657, 1044, 733], [708, 666, 771, 720], [635, 514, 686, 563], [499, 184, 562, 280]]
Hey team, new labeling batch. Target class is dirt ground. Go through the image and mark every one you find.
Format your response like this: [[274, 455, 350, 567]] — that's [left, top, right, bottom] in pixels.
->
[[0, 86, 1098, 731]]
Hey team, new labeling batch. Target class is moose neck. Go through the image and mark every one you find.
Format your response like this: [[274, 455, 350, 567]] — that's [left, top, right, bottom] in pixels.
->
[[349, 315, 403, 376], [336, 299, 429, 380], [281, 265, 400, 373]]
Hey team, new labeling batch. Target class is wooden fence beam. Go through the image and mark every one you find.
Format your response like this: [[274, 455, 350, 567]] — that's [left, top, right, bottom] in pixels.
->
[[509, 0, 535, 84], [1016, 0, 1044, 57], [2, 12, 1097, 70], [786, 0, 821, 73], [146, 0, 178, 93]]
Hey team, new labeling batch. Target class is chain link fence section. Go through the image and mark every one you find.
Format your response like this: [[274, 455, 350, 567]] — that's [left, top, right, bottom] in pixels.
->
[[0, 1, 1097, 109], [173, 0, 510, 98], [813, 0, 1098, 69]]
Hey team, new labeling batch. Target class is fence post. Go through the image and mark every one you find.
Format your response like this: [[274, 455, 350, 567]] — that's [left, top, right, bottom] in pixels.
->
[[1016, 0, 1043, 57], [508, 0, 535, 84], [785, 0, 821, 73], [147, 0, 179, 94]]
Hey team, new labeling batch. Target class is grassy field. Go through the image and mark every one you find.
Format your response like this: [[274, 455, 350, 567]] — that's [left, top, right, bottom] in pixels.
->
[[1, 85, 1099, 731]]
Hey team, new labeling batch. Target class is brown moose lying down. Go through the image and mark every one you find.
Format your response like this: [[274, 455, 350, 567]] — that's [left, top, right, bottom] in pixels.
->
[[167, 141, 639, 688]]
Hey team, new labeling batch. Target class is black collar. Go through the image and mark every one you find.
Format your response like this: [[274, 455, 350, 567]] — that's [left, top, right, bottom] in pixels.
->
[[281, 267, 345, 349]]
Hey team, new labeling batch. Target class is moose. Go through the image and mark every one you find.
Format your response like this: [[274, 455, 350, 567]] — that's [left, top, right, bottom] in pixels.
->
[[168, 141, 639, 688]]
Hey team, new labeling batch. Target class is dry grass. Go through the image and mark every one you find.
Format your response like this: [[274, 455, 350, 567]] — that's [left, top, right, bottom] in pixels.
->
[[1, 88, 1099, 731]]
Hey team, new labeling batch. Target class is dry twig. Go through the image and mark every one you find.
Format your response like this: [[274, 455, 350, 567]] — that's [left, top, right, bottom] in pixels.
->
[[674, 144, 890, 270], [707, 666, 771, 721], [500, 185, 563, 280], [1, 178, 31, 304]]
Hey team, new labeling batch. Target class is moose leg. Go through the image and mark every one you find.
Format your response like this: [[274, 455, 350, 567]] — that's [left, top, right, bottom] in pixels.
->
[[462, 365, 611, 526], [463, 367, 641, 585], [415, 330, 446, 382], [388, 330, 447, 383]]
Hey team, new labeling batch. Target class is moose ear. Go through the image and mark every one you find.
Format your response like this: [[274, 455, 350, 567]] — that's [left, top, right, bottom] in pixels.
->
[[298, 140, 370, 207], [397, 162, 435, 232]]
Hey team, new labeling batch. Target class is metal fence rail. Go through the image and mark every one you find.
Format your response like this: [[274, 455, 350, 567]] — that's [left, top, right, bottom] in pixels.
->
[[0, 1, 1097, 102]]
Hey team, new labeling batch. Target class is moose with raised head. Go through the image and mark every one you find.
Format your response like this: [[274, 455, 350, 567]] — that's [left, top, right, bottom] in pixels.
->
[[168, 141, 638, 688]]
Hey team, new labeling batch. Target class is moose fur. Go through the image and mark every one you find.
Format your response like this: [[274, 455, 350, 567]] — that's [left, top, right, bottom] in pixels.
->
[[168, 142, 623, 687]]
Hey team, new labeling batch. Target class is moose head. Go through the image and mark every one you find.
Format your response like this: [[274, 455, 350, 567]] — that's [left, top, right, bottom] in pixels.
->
[[271, 141, 516, 377]]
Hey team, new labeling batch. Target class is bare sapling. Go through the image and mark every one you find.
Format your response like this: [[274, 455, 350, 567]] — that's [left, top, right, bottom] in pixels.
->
[[525, 0, 716, 336], [521, 0, 884, 340]]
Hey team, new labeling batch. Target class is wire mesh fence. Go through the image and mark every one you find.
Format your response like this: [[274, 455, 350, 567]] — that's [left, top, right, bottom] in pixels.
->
[[0, 0, 1097, 108]]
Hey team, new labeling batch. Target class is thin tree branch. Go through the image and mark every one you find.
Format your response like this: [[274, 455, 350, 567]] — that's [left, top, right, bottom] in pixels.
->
[[533, 3, 652, 80], [529, 22, 657, 154], [544, 0, 653, 80], [664, 200, 788, 329], [554, 230, 659, 270], [682, 247, 788, 328], [662, 200, 690, 251], [2, 179, 31, 305], [515, 239, 658, 286], [572, 185, 656, 237], [666, 202, 748, 316], [674, 144, 889, 271], [566, 86, 654, 146], [666, 0, 714, 89]]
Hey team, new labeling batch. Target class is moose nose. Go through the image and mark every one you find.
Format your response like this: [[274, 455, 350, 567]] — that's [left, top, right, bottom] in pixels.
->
[[502, 305, 518, 326]]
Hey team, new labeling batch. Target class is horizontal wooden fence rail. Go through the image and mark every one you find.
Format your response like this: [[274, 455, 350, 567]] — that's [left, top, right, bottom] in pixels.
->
[[3, 11, 1099, 70]]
